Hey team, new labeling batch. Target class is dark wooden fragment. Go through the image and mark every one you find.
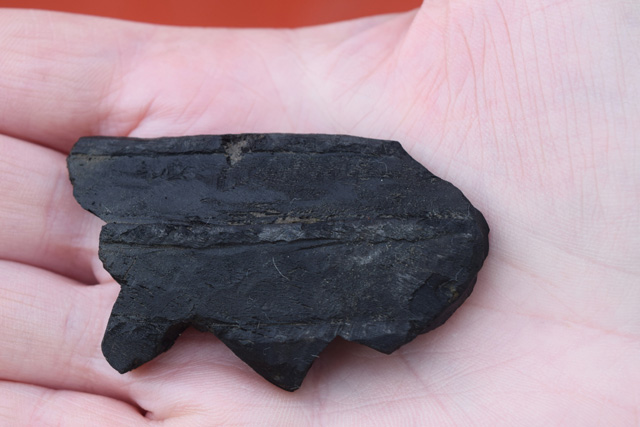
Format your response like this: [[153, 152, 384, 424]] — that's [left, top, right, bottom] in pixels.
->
[[67, 134, 489, 391]]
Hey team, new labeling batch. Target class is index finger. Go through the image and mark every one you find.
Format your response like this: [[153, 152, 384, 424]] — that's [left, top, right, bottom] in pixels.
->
[[0, 9, 148, 152]]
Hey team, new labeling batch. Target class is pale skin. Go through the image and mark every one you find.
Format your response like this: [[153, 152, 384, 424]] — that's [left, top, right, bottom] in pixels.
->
[[0, 1, 639, 425]]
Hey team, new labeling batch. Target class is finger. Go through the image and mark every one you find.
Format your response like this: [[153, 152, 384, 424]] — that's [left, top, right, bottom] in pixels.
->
[[0, 260, 302, 421], [0, 9, 304, 152], [0, 9, 410, 153], [0, 381, 148, 426], [0, 135, 106, 284], [0, 10, 146, 151], [0, 261, 132, 401]]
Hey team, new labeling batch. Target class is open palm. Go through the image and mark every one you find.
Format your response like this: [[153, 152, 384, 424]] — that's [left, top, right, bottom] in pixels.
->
[[1, 2, 638, 425]]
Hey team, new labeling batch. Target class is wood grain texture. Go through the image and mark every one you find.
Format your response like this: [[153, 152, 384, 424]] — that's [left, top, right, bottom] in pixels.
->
[[68, 134, 489, 391]]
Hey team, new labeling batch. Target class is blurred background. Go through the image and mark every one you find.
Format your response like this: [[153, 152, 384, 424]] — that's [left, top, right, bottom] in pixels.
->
[[0, 0, 421, 27]]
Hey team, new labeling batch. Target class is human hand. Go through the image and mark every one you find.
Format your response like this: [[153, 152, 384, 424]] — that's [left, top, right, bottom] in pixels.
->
[[1, 2, 638, 425]]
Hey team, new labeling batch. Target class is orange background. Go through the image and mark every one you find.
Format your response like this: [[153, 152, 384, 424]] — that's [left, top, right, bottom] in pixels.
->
[[0, 0, 421, 27]]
